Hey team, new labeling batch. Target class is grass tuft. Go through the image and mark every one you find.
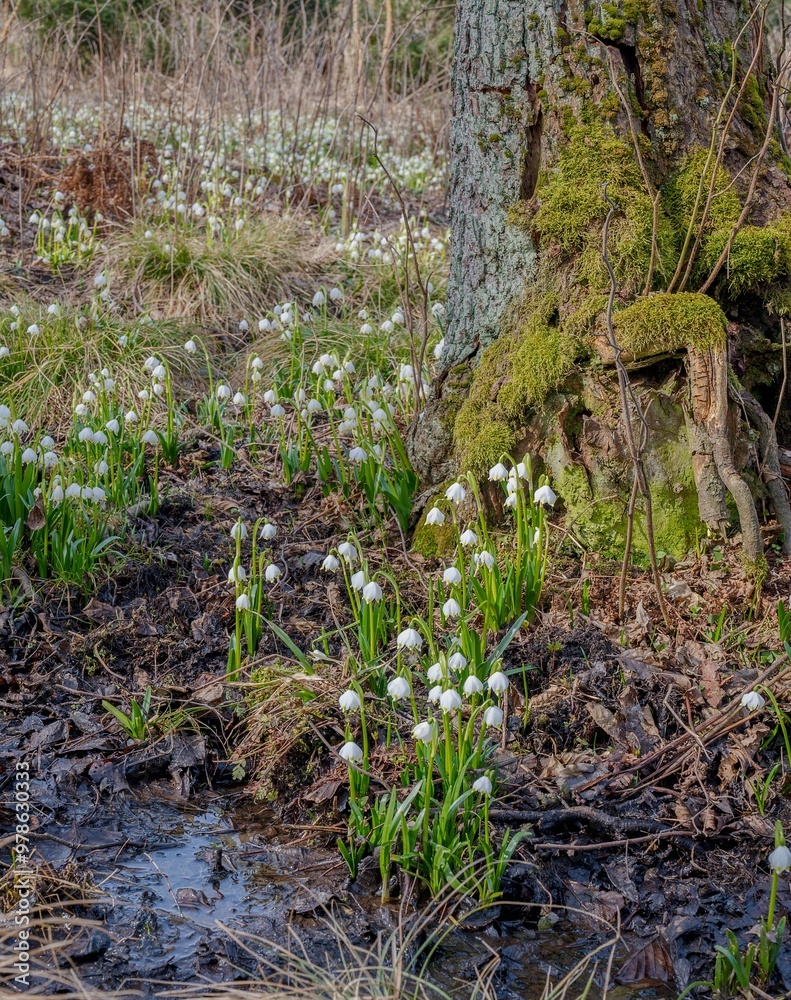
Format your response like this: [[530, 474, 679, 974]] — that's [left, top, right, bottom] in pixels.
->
[[107, 214, 325, 322]]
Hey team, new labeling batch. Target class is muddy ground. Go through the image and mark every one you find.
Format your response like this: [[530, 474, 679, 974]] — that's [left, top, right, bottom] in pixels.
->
[[1, 438, 791, 997]]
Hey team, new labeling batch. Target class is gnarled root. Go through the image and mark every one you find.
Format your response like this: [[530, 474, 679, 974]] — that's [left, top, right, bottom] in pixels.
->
[[737, 387, 791, 557], [686, 346, 763, 561]]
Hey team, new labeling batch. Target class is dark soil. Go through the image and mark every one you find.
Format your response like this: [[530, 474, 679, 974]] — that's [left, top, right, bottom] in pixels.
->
[[2, 441, 791, 997]]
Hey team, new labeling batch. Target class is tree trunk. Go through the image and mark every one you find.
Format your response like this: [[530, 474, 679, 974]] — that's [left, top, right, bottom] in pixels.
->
[[412, 0, 791, 565]]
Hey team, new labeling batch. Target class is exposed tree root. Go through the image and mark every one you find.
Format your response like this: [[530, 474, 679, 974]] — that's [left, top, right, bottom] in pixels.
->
[[686, 346, 763, 561], [738, 387, 791, 556]]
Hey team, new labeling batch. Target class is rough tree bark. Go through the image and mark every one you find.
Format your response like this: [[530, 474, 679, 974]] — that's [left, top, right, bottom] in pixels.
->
[[411, 0, 791, 563]]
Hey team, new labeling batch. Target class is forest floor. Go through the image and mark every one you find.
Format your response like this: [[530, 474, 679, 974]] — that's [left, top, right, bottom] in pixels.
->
[[0, 72, 790, 1000]]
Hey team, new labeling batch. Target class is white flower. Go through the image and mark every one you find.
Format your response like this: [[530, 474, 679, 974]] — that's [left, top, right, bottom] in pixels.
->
[[265, 563, 281, 582], [263, 389, 277, 405], [363, 580, 383, 603], [235, 594, 251, 610], [105, 419, 119, 434], [428, 685, 442, 704], [339, 689, 361, 712], [460, 529, 478, 547], [426, 507, 445, 526], [534, 484, 557, 506], [516, 461, 529, 479], [443, 566, 462, 584], [93, 431, 108, 446], [21, 448, 37, 464], [270, 403, 285, 418], [427, 662, 443, 682], [306, 398, 322, 413], [251, 356, 264, 370], [312, 290, 326, 308], [505, 493, 518, 509], [40, 435, 55, 449], [476, 550, 496, 569], [138, 389, 150, 401], [397, 628, 423, 650], [440, 689, 462, 712], [741, 691, 765, 712], [184, 340, 197, 354], [351, 570, 366, 591], [446, 483, 466, 504], [448, 652, 467, 672], [231, 522, 248, 541], [125, 410, 138, 424], [388, 677, 411, 701], [142, 430, 159, 445], [433, 338, 445, 360], [473, 775, 492, 795], [261, 523, 277, 540], [349, 447, 368, 463], [12, 418, 28, 435], [484, 706, 503, 727], [443, 598, 461, 618], [329, 287, 343, 302], [322, 554, 340, 572], [768, 845, 791, 872], [0, 441, 13, 456], [228, 564, 247, 583], [82, 390, 96, 404], [233, 392, 246, 406], [43, 452, 57, 468], [51, 484, 64, 502], [144, 356, 159, 372], [463, 675, 483, 696], [344, 361, 355, 374], [488, 671, 509, 694], [488, 463, 508, 481], [78, 427, 95, 443], [65, 482, 81, 498], [412, 720, 436, 744], [339, 741, 363, 762], [338, 541, 358, 563], [27, 324, 40, 336], [152, 364, 166, 380], [217, 384, 231, 399], [0, 346, 9, 358]]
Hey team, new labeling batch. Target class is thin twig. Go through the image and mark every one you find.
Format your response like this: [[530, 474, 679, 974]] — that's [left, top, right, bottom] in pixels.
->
[[601, 183, 670, 627]]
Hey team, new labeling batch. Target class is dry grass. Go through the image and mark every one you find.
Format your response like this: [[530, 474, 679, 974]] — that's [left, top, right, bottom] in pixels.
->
[[106, 214, 329, 322]]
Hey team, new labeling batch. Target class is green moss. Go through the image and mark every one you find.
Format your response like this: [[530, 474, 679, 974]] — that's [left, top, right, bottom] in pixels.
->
[[453, 291, 583, 477], [558, 464, 627, 559], [411, 499, 457, 559], [532, 117, 677, 295], [700, 219, 791, 297], [741, 72, 769, 135], [558, 438, 703, 562], [615, 291, 727, 356]]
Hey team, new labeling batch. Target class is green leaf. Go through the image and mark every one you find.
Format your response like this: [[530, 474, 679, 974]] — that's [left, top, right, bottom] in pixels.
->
[[265, 618, 315, 673]]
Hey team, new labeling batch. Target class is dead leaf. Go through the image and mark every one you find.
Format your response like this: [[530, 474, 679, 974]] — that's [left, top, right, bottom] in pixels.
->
[[617, 936, 673, 984], [26, 498, 46, 531], [303, 778, 343, 803], [83, 599, 124, 624], [586, 702, 620, 741]]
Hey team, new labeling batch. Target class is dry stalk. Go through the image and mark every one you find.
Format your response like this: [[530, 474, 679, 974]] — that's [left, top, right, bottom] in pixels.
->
[[600, 184, 670, 628]]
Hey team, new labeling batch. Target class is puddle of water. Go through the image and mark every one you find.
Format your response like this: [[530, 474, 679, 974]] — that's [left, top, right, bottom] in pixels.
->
[[85, 799, 675, 997]]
